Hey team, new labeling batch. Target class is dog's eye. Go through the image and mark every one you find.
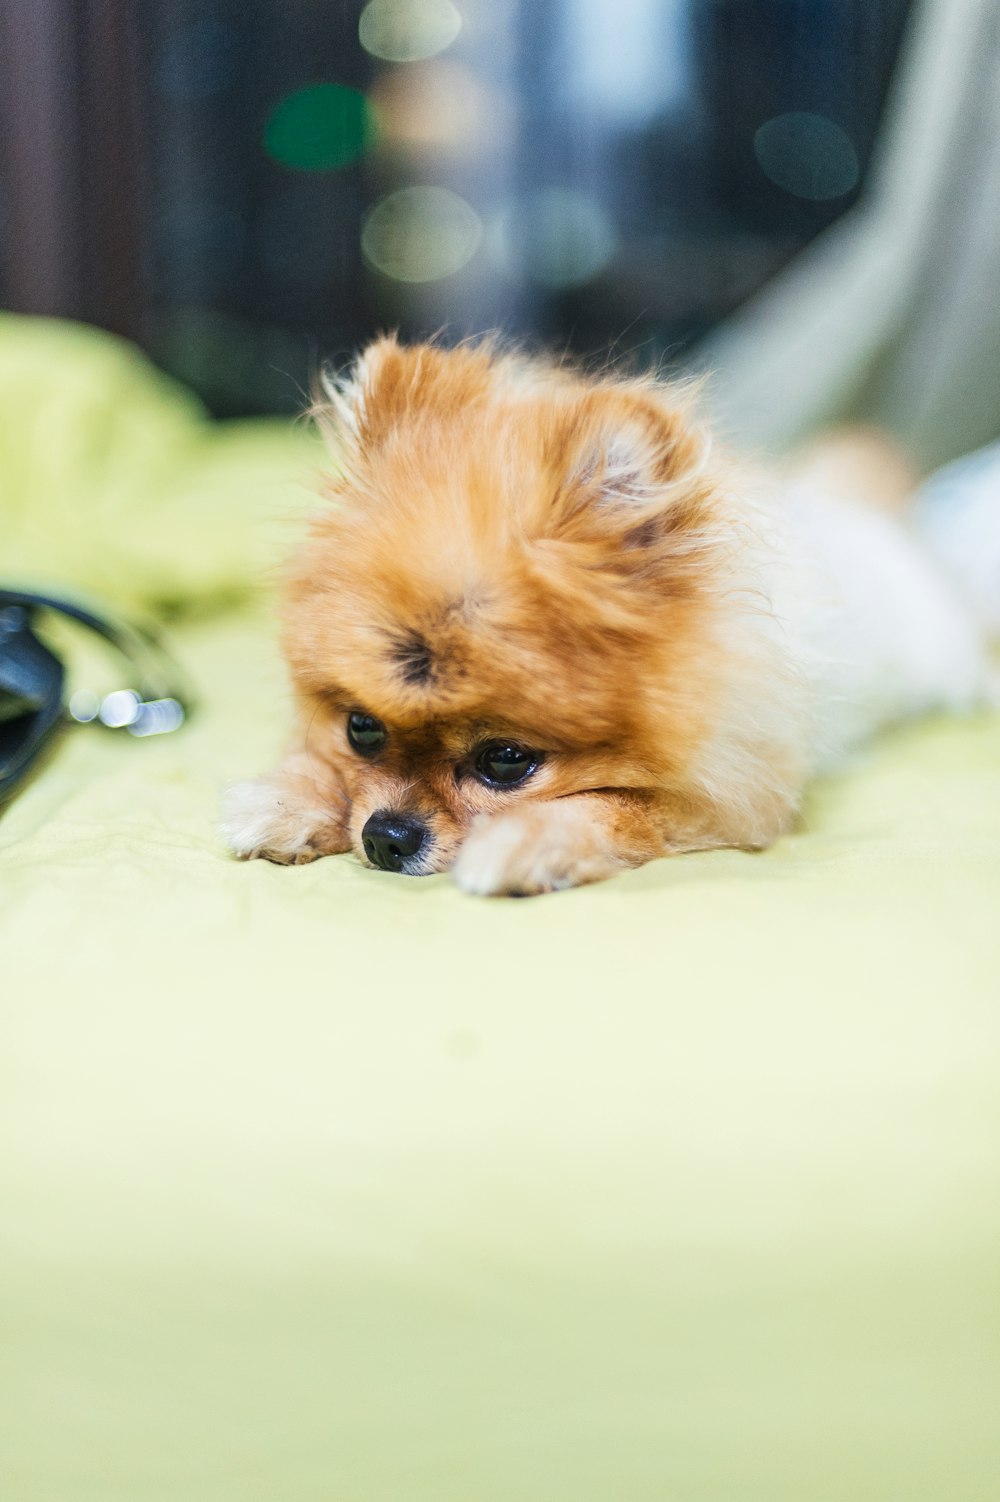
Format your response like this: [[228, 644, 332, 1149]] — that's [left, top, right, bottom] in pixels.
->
[[474, 741, 539, 788], [347, 712, 388, 755]]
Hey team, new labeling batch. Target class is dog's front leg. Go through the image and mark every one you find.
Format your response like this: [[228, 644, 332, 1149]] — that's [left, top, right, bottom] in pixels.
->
[[451, 790, 676, 896], [221, 749, 352, 865]]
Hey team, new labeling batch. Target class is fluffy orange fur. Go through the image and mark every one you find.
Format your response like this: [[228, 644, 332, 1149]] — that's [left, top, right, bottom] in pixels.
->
[[224, 337, 807, 894]]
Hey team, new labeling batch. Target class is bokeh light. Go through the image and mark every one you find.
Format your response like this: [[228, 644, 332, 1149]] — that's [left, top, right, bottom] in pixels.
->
[[488, 189, 618, 290], [264, 84, 372, 173], [753, 112, 860, 201], [361, 186, 482, 283], [359, 0, 462, 63], [369, 61, 503, 156]]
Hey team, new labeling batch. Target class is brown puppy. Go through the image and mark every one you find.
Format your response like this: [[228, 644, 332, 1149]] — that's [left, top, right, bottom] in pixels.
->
[[222, 338, 991, 894]]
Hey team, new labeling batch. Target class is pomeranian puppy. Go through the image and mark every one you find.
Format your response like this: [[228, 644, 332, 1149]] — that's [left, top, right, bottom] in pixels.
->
[[222, 337, 994, 895]]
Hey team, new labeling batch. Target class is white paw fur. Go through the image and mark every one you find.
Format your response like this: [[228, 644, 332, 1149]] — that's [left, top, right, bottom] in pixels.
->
[[220, 778, 341, 865], [452, 807, 621, 897]]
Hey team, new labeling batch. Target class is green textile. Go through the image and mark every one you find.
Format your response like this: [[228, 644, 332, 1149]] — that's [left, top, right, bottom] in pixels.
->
[[0, 314, 321, 614], [2, 318, 999, 1501]]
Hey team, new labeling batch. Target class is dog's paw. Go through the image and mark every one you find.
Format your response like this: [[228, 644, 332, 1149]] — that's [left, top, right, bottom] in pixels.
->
[[220, 777, 349, 865], [451, 806, 621, 897]]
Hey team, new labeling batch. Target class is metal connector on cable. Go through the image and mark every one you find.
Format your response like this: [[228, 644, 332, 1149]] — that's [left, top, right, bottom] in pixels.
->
[[0, 588, 193, 800]]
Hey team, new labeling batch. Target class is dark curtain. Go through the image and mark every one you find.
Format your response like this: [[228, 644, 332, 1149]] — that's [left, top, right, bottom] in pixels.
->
[[0, 0, 912, 417]]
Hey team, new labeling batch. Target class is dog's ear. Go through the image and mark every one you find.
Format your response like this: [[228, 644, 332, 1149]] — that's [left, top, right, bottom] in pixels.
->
[[571, 410, 665, 509], [552, 387, 715, 550], [313, 336, 404, 458], [315, 337, 503, 460]]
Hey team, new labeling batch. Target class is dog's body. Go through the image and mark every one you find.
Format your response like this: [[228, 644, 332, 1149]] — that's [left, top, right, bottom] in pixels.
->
[[222, 339, 995, 895]]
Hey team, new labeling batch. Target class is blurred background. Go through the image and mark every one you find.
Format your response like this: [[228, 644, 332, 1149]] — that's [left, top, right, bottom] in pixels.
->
[[0, 0, 912, 416]]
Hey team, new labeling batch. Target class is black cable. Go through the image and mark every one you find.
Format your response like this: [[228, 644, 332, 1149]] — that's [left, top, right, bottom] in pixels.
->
[[0, 589, 193, 716]]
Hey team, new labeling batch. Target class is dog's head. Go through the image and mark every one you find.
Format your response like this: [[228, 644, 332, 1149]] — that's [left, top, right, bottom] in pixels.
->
[[282, 337, 732, 874]]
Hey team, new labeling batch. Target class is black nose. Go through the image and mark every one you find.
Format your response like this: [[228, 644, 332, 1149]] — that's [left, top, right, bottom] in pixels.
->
[[361, 810, 428, 872]]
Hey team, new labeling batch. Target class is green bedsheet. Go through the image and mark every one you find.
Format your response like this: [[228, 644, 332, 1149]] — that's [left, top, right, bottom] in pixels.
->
[[2, 318, 999, 1501]]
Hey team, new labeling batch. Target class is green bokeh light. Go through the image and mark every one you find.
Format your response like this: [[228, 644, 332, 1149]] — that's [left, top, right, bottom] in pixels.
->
[[264, 84, 372, 173]]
